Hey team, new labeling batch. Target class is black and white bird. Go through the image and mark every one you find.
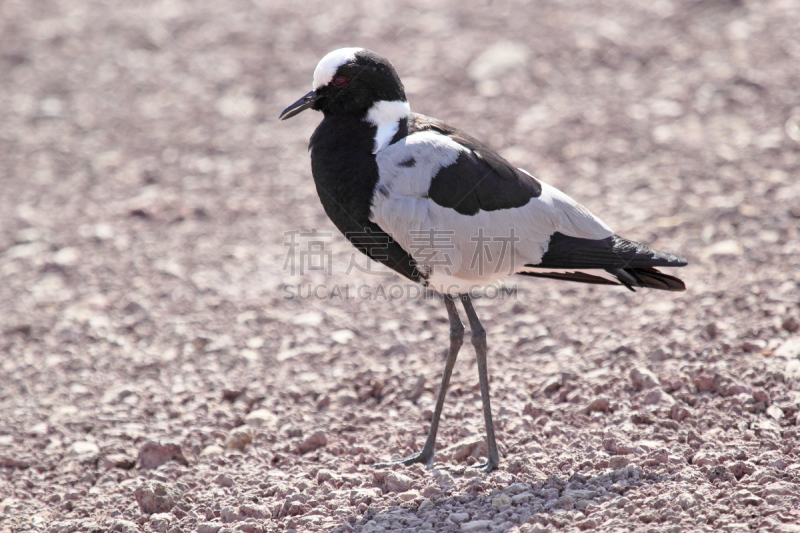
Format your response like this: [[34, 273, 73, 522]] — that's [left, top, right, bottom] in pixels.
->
[[280, 48, 687, 472]]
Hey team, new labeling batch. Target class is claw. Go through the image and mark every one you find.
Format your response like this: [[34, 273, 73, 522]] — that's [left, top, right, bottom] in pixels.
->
[[373, 450, 433, 469], [470, 459, 499, 473]]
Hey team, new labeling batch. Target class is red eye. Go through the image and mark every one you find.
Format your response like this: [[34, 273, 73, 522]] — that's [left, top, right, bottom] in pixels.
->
[[333, 76, 348, 86]]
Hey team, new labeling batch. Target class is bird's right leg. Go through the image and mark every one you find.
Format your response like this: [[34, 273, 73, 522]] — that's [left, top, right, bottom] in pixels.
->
[[374, 294, 464, 469]]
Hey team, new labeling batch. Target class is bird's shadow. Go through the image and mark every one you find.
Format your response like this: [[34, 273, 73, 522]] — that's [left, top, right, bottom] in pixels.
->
[[331, 465, 647, 532]]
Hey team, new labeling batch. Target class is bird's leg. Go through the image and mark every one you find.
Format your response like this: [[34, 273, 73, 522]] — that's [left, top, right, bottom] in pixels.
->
[[460, 295, 500, 472], [374, 294, 464, 469]]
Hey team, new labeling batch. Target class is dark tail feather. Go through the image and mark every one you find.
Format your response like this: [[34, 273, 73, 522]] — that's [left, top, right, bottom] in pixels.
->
[[520, 266, 686, 292], [610, 266, 686, 292]]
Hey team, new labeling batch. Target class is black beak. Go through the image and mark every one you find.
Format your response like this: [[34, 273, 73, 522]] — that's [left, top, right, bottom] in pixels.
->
[[279, 90, 319, 120]]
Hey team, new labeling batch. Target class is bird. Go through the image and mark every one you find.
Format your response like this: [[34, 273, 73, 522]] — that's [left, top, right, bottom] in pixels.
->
[[280, 48, 687, 472]]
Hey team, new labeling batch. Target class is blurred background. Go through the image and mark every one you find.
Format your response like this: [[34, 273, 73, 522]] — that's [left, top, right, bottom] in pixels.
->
[[2, 0, 800, 530]]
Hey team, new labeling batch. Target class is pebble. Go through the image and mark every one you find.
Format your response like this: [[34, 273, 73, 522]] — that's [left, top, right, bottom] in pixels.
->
[[297, 430, 327, 453], [491, 494, 512, 508], [764, 481, 795, 497], [101, 453, 135, 470], [200, 444, 224, 456], [692, 452, 716, 467], [225, 427, 253, 450], [460, 520, 493, 532], [644, 389, 662, 404], [704, 239, 743, 257], [138, 440, 188, 469], [331, 329, 355, 344], [585, 397, 609, 413], [630, 367, 660, 390], [111, 520, 140, 533], [134, 481, 182, 514], [214, 473, 235, 487], [244, 409, 277, 428], [609, 456, 630, 469], [291, 312, 323, 326], [449, 512, 470, 524], [384, 471, 413, 492], [196, 523, 222, 533], [70, 441, 99, 457], [150, 513, 174, 533], [693, 375, 715, 392], [774, 337, 800, 358], [398, 490, 419, 501]]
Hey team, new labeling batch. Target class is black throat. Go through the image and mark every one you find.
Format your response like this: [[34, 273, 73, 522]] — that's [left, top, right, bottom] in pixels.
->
[[309, 115, 378, 226], [308, 115, 422, 282]]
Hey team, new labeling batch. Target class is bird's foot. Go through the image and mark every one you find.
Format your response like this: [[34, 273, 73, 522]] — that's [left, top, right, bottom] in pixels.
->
[[470, 458, 499, 473], [373, 450, 433, 469]]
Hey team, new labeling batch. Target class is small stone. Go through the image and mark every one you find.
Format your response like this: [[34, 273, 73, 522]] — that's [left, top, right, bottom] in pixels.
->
[[150, 513, 174, 533], [196, 523, 222, 533], [585, 398, 609, 413], [671, 404, 693, 420], [138, 440, 188, 470], [244, 409, 277, 428], [134, 481, 182, 514], [782, 317, 800, 333], [398, 490, 419, 502], [764, 481, 794, 496], [753, 389, 770, 403], [491, 494, 512, 508], [692, 452, 716, 467], [675, 493, 695, 510], [732, 490, 763, 506], [385, 471, 413, 493], [630, 367, 660, 390], [742, 340, 766, 353], [291, 312, 323, 327], [200, 445, 224, 456], [646, 449, 669, 465], [693, 375, 715, 392], [297, 430, 327, 454], [609, 456, 629, 469], [541, 376, 561, 394], [214, 473, 235, 487], [225, 427, 253, 451], [449, 512, 470, 524], [350, 488, 381, 506], [774, 337, 800, 358], [331, 329, 355, 344], [102, 453, 136, 470], [704, 239, 743, 257], [767, 405, 784, 420], [460, 520, 493, 532], [111, 519, 141, 533], [220, 506, 240, 522], [644, 389, 662, 404], [70, 441, 99, 457]]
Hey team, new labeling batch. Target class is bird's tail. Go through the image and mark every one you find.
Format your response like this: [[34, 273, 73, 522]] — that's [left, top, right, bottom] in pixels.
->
[[607, 266, 686, 292]]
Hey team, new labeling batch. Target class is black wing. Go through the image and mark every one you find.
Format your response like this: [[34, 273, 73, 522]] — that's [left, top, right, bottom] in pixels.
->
[[392, 113, 542, 216], [523, 233, 688, 292]]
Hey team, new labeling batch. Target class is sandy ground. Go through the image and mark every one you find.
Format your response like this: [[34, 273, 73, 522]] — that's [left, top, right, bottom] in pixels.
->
[[2, 0, 800, 532]]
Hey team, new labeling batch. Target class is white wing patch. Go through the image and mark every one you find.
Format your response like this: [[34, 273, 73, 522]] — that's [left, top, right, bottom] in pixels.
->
[[365, 100, 411, 154], [370, 134, 615, 293], [312, 47, 363, 90], [374, 130, 464, 197]]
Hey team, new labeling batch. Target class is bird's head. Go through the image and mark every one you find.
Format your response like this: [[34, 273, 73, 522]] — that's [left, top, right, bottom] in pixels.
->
[[280, 48, 407, 120]]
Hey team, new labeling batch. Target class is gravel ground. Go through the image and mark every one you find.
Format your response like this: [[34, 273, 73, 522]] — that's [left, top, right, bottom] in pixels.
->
[[2, 0, 800, 532]]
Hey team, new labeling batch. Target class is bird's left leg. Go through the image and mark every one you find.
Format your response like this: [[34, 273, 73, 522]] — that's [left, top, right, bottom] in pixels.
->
[[374, 294, 464, 469], [461, 294, 500, 472]]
